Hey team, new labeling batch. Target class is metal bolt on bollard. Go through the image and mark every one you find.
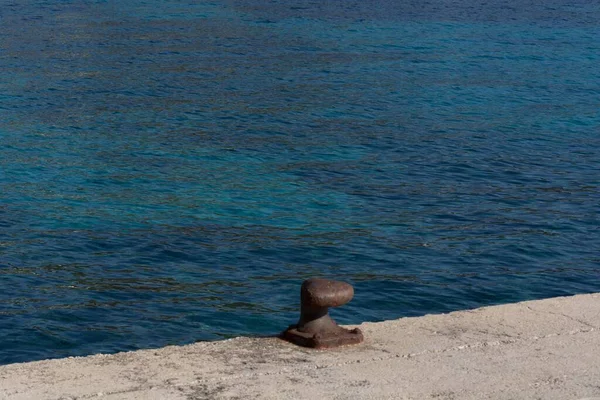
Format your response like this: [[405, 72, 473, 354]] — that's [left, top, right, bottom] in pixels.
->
[[281, 278, 364, 349]]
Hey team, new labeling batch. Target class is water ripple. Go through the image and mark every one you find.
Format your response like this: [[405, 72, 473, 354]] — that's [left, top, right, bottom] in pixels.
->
[[1, 0, 599, 364]]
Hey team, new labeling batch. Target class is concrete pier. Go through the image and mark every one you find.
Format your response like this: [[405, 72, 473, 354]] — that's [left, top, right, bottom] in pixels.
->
[[1, 293, 599, 399]]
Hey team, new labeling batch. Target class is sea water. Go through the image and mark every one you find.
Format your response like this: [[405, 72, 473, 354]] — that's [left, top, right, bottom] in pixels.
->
[[1, 0, 599, 364]]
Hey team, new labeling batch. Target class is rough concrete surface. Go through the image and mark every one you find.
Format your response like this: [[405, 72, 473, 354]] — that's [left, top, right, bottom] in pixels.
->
[[1, 293, 599, 400]]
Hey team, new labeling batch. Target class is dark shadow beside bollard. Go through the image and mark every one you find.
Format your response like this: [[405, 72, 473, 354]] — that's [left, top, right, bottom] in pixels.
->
[[281, 278, 364, 349]]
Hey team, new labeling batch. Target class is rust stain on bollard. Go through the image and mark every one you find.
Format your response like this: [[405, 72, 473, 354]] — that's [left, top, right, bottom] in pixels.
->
[[281, 278, 364, 349]]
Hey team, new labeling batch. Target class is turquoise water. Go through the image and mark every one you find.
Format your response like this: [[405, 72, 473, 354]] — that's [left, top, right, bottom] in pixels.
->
[[1, 0, 599, 364]]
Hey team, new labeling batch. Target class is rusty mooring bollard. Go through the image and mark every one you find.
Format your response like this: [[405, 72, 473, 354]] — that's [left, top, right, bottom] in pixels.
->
[[281, 278, 364, 349]]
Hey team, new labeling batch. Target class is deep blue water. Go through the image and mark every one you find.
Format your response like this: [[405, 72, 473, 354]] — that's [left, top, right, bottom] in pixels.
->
[[1, 0, 599, 365]]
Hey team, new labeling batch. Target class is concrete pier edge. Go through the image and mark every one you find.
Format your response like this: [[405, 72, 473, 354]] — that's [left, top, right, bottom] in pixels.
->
[[1, 293, 599, 399]]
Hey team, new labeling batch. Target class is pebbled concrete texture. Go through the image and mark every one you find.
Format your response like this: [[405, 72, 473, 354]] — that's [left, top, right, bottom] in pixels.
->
[[1, 293, 599, 400]]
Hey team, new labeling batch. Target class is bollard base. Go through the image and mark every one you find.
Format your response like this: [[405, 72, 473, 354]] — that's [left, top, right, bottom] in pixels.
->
[[281, 325, 364, 349]]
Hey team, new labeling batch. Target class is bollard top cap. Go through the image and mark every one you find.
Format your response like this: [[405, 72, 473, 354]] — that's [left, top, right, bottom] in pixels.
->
[[301, 278, 354, 308]]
